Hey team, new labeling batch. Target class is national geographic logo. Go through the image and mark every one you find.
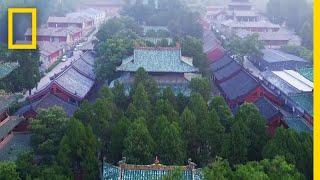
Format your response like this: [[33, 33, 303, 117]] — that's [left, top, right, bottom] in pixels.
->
[[8, 8, 37, 49]]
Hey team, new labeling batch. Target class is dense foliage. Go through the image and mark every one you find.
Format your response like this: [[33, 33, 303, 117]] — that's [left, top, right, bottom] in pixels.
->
[[280, 45, 313, 62], [0, 45, 40, 92], [266, 0, 313, 49], [226, 34, 264, 64], [0, 0, 81, 43], [122, 0, 203, 38]]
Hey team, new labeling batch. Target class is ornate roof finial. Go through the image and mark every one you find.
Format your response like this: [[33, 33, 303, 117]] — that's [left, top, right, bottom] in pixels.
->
[[154, 156, 160, 165]]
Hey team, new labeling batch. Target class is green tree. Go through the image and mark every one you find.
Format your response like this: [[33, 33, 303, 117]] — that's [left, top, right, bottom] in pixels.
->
[[299, 22, 313, 49], [209, 96, 233, 131], [30, 107, 68, 163], [109, 117, 131, 164], [156, 120, 186, 165], [58, 119, 99, 179], [262, 128, 313, 179], [199, 109, 225, 166], [123, 118, 155, 164], [111, 81, 129, 108], [181, 36, 209, 73], [235, 103, 268, 161], [180, 108, 199, 164], [226, 34, 263, 64], [234, 162, 269, 180], [161, 87, 177, 110], [0, 162, 20, 180], [188, 93, 208, 123], [203, 157, 233, 180], [154, 99, 179, 123], [133, 67, 159, 102], [221, 121, 250, 165], [95, 38, 132, 80], [189, 77, 212, 101], [127, 83, 152, 120], [260, 156, 305, 180]]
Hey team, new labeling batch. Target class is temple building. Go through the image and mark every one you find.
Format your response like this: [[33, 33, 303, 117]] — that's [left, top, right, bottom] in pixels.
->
[[112, 45, 200, 95], [25, 27, 82, 46], [228, 0, 253, 11], [0, 92, 30, 161], [210, 55, 284, 133], [203, 30, 225, 63], [251, 49, 310, 71], [18, 52, 96, 118], [261, 70, 313, 126], [103, 157, 203, 180]]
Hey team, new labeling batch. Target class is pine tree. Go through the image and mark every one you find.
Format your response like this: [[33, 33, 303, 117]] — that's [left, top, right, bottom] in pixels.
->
[[123, 118, 155, 164]]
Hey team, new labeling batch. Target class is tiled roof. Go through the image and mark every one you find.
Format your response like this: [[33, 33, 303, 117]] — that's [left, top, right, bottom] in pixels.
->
[[213, 60, 241, 82], [203, 30, 224, 53], [272, 70, 313, 92], [254, 97, 280, 122], [142, 26, 169, 35], [261, 49, 307, 63], [103, 162, 201, 180], [80, 52, 95, 66], [289, 93, 313, 117], [0, 62, 19, 79], [117, 47, 199, 73], [0, 132, 32, 161], [54, 67, 95, 99], [72, 55, 96, 79], [0, 116, 23, 140], [298, 67, 313, 82], [0, 94, 20, 114], [33, 93, 78, 117], [25, 27, 81, 37], [221, 20, 279, 29], [47, 16, 85, 24], [261, 71, 302, 96], [210, 55, 233, 72], [236, 30, 296, 41], [219, 70, 258, 100], [283, 116, 312, 134]]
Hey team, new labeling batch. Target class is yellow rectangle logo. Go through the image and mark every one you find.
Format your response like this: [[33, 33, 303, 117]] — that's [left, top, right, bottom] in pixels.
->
[[8, 8, 37, 49]]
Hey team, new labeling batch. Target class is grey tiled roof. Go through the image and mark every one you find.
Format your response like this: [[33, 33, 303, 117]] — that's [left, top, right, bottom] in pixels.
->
[[261, 71, 301, 96], [283, 116, 312, 134], [213, 60, 241, 81], [25, 27, 82, 37], [0, 62, 19, 79], [219, 70, 258, 100], [0, 116, 23, 140], [210, 55, 233, 72], [54, 67, 95, 99], [203, 30, 223, 53], [32, 93, 78, 117], [72, 56, 96, 79], [261, 49, 307, 63], [0, 132, 32, 161], [254, 97, 280, 122], [0, 94, 20, 114], [117, 47, 198, 73], [103, 163, 201, 180], [80, 52, 95, 66]]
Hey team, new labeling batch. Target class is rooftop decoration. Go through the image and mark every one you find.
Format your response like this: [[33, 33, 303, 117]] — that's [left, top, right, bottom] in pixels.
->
[[0, 62, 19, 79], [103, 157, 203, 180], [117, 46, 198, 73]]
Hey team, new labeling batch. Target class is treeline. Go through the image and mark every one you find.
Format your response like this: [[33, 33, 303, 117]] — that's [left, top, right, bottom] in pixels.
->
[[266, 0, 313, 49], [0, 0, 81, 43], [0, 68, 312, 179], [0, 44, 40, 92], [122, 0, 203, 38], [94, 17, 209, 81]]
